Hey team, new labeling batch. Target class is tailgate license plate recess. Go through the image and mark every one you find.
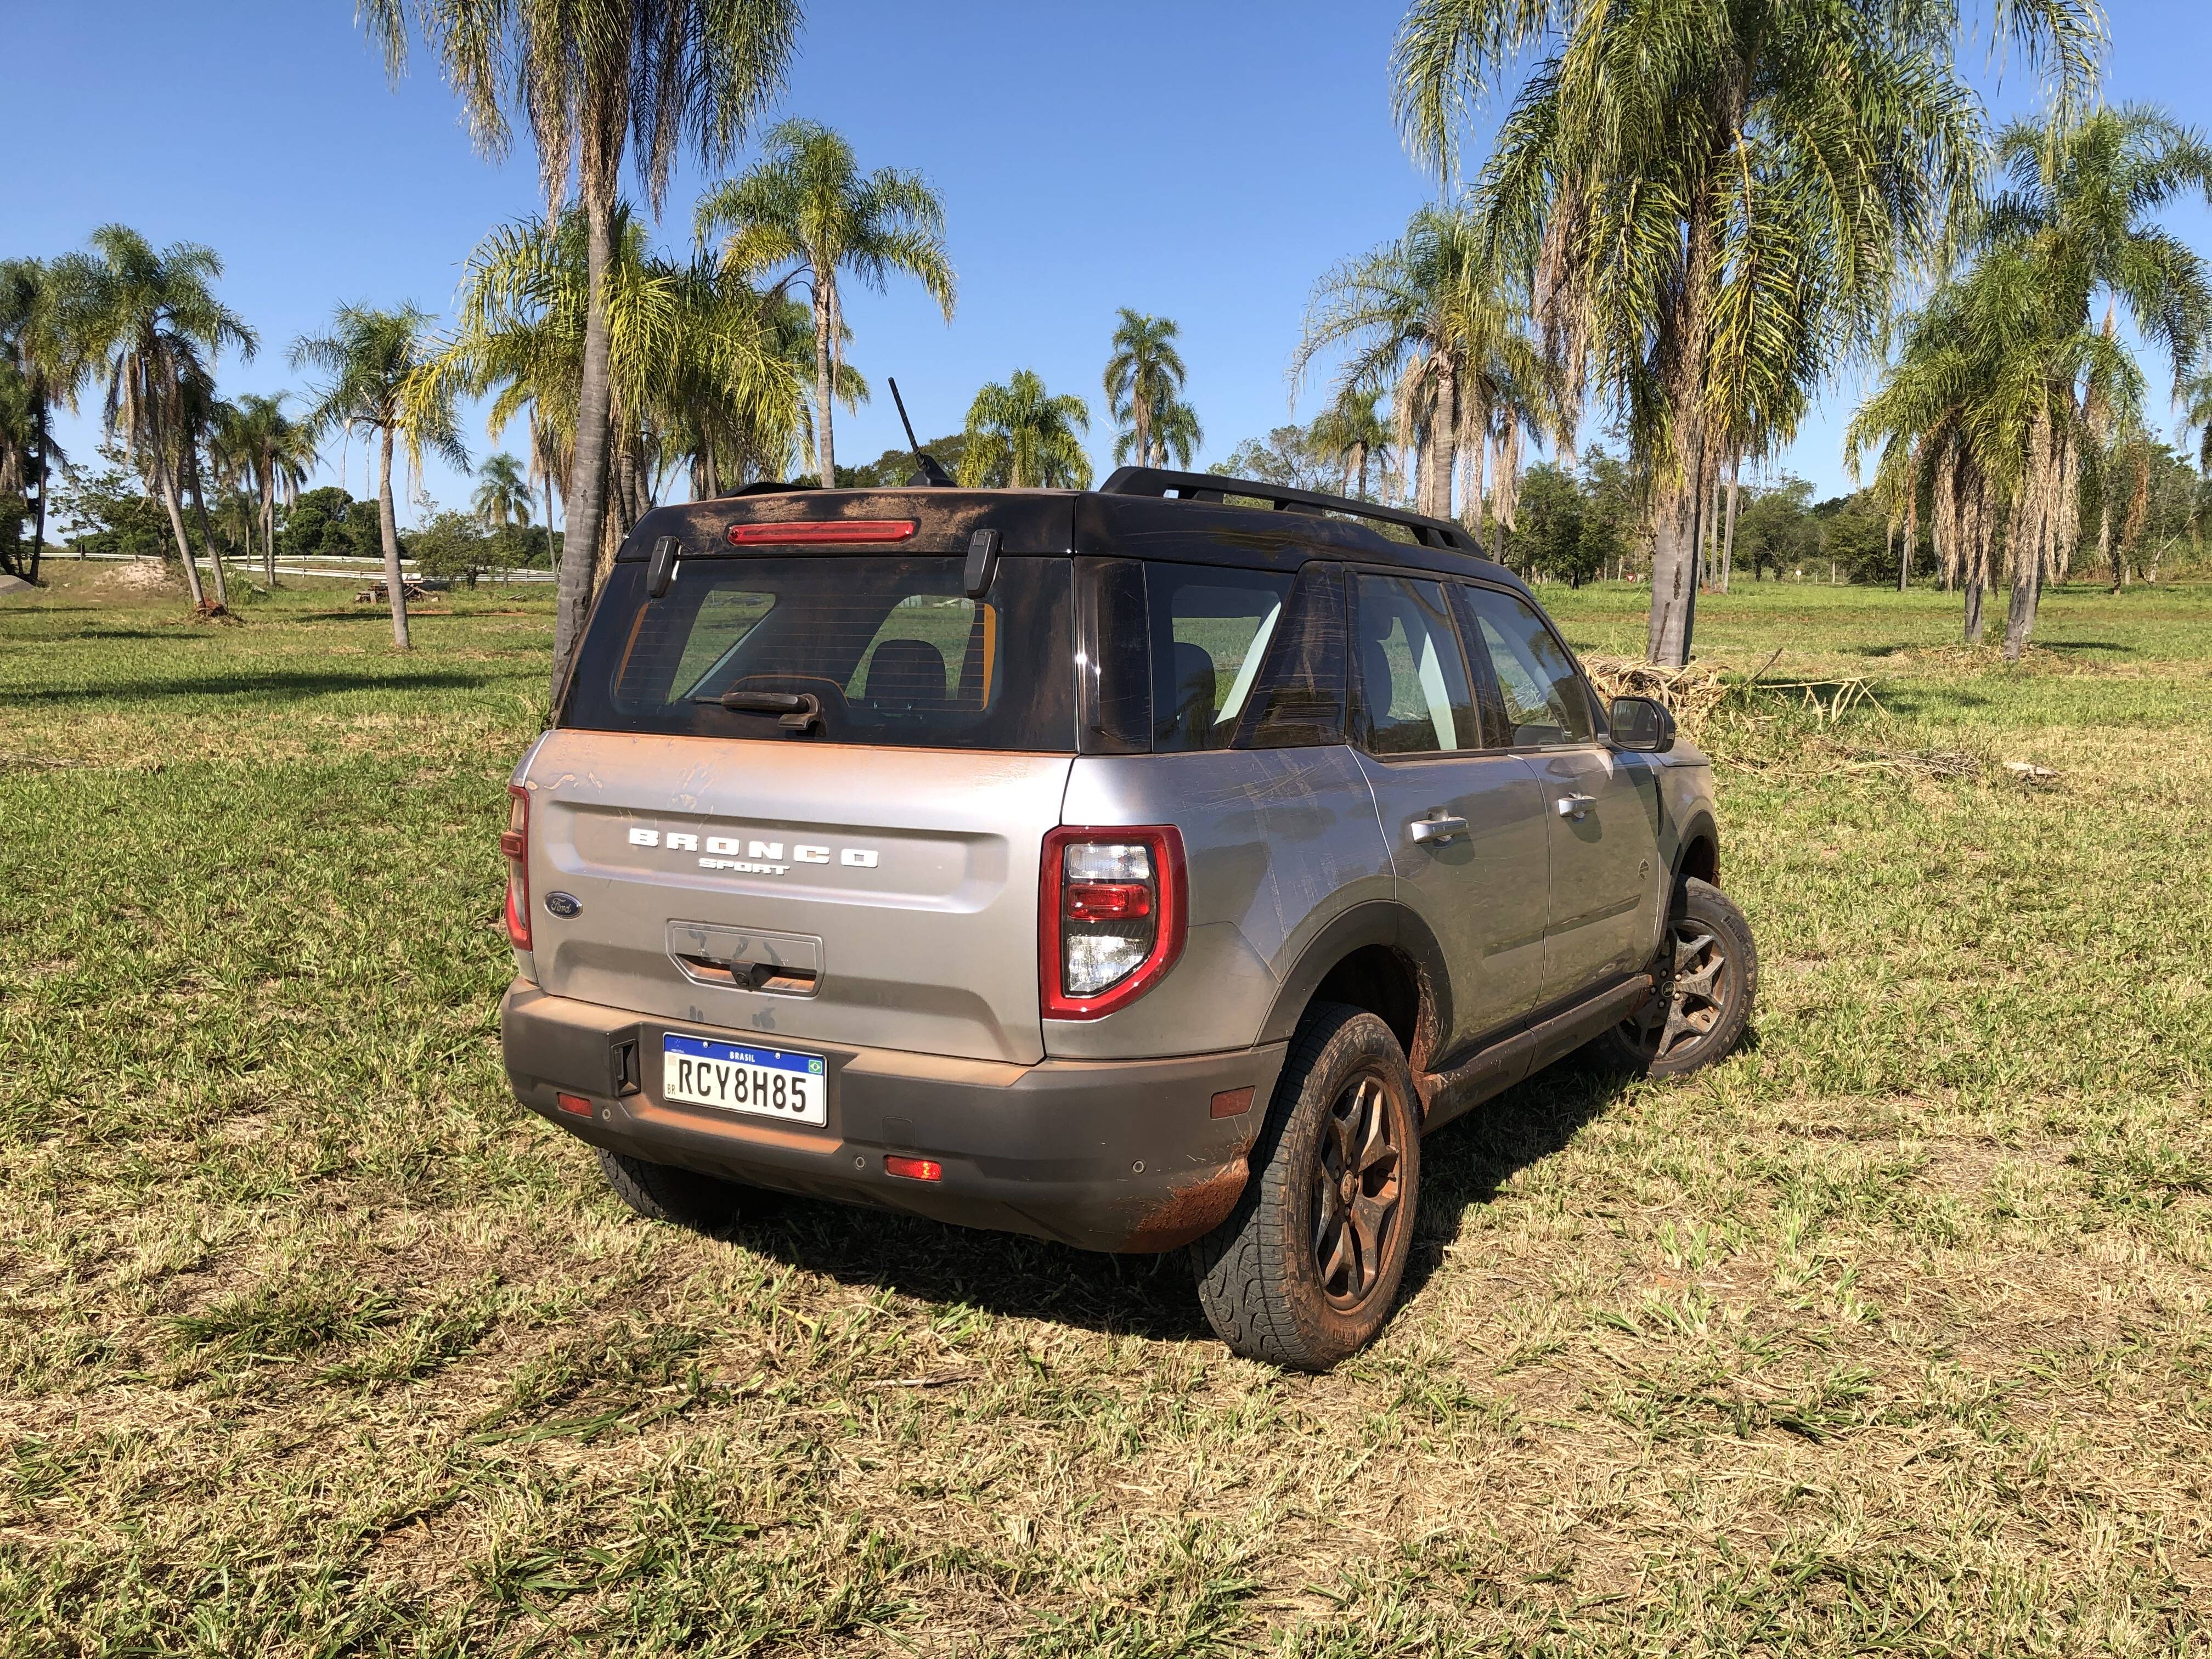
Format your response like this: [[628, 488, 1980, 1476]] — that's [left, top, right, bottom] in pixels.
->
[[662, 1035, 828, 1126]]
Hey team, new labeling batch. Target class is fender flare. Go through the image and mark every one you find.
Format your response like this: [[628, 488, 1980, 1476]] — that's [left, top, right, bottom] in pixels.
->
[[1672, 809, 1720, 890], [1256, 900, 1452, 1062]]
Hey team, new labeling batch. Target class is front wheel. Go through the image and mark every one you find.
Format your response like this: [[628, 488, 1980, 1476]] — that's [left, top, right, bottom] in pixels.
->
[[1609, 877, 1758, 1076], [1192, 1003, 1421, 1370]]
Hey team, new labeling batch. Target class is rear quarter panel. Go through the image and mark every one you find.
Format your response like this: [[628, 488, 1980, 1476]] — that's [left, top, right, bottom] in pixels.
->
[[1047, 746, 1391, 1059]]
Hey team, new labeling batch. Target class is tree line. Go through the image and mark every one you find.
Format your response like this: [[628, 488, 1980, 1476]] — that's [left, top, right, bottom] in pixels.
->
[[1262, 0, 2211, 663], [9, 0, 2211, 674]]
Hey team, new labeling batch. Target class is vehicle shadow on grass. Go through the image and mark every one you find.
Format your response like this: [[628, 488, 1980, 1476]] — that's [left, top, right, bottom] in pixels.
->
[[0, 669, 489, 704], [1397, 1051, 1645, 1304], [719, 1048, 1658, 1349], [736, 1198, 1217, 1344]]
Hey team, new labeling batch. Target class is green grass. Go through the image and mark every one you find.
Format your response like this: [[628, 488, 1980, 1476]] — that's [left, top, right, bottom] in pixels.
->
[[4, 558, 2211, 1655]]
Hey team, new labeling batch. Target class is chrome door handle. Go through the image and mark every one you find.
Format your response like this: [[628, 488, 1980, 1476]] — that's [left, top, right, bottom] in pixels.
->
[[1409, 813, 1468, 845], [1556, 793, 1595, 820]]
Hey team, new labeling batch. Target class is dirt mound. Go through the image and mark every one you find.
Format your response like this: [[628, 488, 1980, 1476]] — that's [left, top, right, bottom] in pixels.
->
[[98, 559, 178, 595]]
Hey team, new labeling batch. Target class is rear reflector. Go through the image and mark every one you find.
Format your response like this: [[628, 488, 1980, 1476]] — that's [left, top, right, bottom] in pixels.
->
[[555, 1092, 593, 1118], [1210, 1087, 1255, 1119], [884, 1155, 944, 1182], [725, 519, 916, 546]]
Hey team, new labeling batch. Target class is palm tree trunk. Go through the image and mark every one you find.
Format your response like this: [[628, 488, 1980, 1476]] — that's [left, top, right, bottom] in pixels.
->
[[811, 267, 837, 486], [1425, 356, 1458, 520], [552, 193, 617, 700], [1355, 442, 1370, 502], [1721, 450, 1740, 595], [377, 424, 411, 651], [263, 479, 278, 586], [189, 469, 231, 610], [1646, 182, 1721, 667], [30, 397, 48, 583], [1648, 466, 1703, 666], [1136, 381, 1152, 473], [157, 465, 207, 611], [2100, 494, 2121, 589]]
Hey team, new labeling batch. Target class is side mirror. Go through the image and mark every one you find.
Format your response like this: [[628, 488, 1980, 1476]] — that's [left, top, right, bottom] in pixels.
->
[[1610, 695, 1675, 753]]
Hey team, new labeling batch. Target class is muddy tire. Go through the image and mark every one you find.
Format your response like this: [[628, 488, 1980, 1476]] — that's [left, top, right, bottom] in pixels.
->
[[1191, 1003, 1420, 1371], [595, 1146, 753, 1232], [1608, 877, 1757, 1077]]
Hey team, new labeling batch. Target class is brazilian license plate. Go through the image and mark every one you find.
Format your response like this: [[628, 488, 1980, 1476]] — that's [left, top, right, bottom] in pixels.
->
[[661, 1034, 827, 1126]]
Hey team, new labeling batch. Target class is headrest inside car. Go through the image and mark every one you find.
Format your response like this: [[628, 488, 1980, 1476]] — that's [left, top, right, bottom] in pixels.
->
[[864, 638, 947, 706]]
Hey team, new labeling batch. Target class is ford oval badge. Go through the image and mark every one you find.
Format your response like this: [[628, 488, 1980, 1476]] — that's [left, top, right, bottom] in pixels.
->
[[544, 891, 582, 919]]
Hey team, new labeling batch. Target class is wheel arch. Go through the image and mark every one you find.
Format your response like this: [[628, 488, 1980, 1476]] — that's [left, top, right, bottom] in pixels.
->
[[1673, 810, 1720, 891], [1257, 901, 1450, 1074]]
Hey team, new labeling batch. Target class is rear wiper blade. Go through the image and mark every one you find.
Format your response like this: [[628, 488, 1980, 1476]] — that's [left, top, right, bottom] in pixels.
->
[[695, 689, 823, 733]]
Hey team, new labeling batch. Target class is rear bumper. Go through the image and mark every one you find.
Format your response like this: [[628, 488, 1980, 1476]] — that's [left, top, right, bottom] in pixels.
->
[[500, 980, 1284, 1253]]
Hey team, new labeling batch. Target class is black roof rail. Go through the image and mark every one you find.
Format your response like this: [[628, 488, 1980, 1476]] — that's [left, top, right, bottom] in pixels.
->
[[1098, 466, 1476, 554]]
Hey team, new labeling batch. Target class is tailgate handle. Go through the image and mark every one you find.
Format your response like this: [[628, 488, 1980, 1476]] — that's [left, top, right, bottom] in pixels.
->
[[668, 923, 823, 997], [674, 955, 819, 996]]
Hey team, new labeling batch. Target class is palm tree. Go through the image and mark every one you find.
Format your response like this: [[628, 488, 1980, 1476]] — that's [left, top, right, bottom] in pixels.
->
[[696, 119, 955, 489], [2179, 373, 2212, 534], [0, 258, 84, 584], [1393, 0, 2103, 664], [1990, 104, 2212, 614], [473, 452, 533, 529], [1295, 206, 1545, 525], [1850, 240, 2136, 655], [1139, 394, 1204, 471], [958, 371, 1092, 489], [52, 225, 257, 614], [359, 0, 800, 697], [1308, 388, 1390, 500], [1296, 207, 1473, 516], [0, 363, 54, 582], [214, 393, 317, 586], [433, 203, 815, 580], [293, 303, 467, 649], [1104, 310, 1193, 469]]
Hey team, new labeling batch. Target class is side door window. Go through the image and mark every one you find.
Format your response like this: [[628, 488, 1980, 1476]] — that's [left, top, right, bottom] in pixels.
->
[[1455, 584, 1595, 748], [1352, 574, 1480, 754]]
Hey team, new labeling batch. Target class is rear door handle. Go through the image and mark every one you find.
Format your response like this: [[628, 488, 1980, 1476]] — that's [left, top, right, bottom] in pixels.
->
[[1409, 813, 1468, 845], [1556, 793, 1596, 820]]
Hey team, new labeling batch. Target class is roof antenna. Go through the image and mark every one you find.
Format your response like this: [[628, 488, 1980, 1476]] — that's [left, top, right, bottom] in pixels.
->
[[887, 377, 955, 487]]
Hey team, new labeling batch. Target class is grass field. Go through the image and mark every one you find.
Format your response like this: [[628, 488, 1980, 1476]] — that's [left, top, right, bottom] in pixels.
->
[[4, 558, 2210, 1656]]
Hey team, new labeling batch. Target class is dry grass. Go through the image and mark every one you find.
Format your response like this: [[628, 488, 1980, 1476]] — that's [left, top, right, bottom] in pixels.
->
[[3, 565, 2211, 1655]]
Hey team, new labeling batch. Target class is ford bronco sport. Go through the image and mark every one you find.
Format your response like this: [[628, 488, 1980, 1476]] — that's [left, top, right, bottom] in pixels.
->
[[499, 467, 1756, 1369]]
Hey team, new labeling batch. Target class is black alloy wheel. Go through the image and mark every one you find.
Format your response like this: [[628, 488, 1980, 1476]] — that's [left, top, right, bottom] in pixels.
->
[[1610, 877, 1757, 1076], [1312, 1071, 1406, 1311]]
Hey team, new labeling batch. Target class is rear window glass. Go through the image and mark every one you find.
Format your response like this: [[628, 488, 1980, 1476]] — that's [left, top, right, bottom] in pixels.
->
[[562, 555, 1078, 751]]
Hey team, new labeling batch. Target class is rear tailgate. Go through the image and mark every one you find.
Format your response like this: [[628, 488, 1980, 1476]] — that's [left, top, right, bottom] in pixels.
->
[[522, 730, 1069, 1064]]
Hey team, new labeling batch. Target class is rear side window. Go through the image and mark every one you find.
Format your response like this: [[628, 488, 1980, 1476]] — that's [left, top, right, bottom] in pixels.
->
[[562, 555, 1077, 751], [1148, 564, 1294, 752], [1352, 574, 1480, 754], [1457, 584, 1594, 746], [1082, 558, 1348, 754]]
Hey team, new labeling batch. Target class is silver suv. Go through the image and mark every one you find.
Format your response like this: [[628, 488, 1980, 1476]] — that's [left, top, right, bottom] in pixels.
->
[[499, 467, 1756, 1369]]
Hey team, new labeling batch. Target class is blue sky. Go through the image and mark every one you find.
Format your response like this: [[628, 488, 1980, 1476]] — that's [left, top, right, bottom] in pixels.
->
[[10, 1, 2211, 527]]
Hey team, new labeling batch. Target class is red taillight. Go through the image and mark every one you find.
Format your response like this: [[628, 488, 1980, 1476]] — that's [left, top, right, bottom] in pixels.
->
[[503, 783, 532, 950], [725, 518, 917, 546], [1040, 826, 1187, 1021], [884, 1155, 943, 1182]]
